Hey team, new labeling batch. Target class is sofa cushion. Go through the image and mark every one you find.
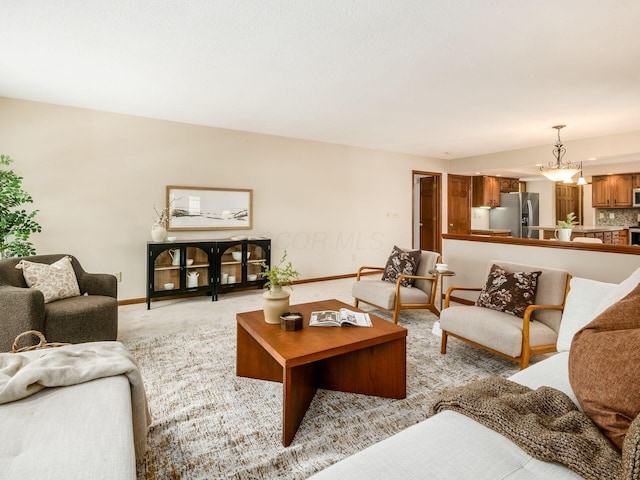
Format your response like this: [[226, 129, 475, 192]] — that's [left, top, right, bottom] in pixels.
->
[[381, 246, 420, 288], [475, 264, 541, 318], [556, 277, 616, 352], [308, 409, 584, 480], [0, 376, 136, 480], [569, 282, 640, 450], [439, 305, 556, 357], [15, 256, 80, 303]]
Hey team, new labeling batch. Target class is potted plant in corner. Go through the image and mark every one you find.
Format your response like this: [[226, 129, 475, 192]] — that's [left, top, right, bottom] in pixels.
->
[[0, 154, 42, 259], [556, 212, 578, 242], [258, 250, 300, 324]]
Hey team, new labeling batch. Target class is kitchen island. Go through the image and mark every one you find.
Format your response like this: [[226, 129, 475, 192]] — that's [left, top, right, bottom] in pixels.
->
[[529, 225, 626, 244]]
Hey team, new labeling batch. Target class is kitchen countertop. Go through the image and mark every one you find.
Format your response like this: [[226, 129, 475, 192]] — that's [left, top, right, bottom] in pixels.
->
[[471, 229, 511, 234], [528, 225, 626, 232]]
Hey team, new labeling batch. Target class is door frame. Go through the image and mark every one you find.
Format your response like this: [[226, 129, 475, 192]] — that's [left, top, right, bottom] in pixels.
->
[[412, 171, 442, 254]]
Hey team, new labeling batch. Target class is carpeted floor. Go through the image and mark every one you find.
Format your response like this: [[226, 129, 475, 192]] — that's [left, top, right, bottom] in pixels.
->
[[118, 278, 521, 480]]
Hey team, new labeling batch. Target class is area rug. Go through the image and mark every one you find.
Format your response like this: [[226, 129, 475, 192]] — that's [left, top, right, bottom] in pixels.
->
[[123, 303, 521, 480]]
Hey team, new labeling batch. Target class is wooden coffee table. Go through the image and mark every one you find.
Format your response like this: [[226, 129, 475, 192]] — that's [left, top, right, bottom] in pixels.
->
[[236, 299, 407, 446]]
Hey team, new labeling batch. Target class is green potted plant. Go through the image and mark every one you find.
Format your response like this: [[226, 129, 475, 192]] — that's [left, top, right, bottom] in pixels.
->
[[556, 212, 578, 241], [258, 251, 300, 324], [0, 154, 41, 258]]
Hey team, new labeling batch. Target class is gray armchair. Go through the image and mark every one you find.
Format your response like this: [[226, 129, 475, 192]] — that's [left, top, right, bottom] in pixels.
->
[[0, 254, 117, 352]]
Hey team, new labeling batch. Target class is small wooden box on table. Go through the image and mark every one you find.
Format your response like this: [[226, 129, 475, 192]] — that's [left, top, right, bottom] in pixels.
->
[[236, 299, 407, 446]]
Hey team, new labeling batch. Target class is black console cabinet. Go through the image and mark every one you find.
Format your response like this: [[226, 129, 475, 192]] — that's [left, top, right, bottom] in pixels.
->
[[146, 238, 270, 309]]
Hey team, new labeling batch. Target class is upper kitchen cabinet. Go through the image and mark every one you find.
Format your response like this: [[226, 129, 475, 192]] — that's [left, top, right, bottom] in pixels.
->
[[634, 173, 640, 189], [472, 176, 500, 207], [592, 174, 633, 208], [499, 177, 521, 193]]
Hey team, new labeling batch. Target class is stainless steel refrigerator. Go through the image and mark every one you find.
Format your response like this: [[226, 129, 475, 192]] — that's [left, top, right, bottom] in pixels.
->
[[489, 192, 540, 238]]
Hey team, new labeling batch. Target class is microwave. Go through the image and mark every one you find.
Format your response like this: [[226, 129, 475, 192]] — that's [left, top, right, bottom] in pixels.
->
[[635, 189, 640, 207]]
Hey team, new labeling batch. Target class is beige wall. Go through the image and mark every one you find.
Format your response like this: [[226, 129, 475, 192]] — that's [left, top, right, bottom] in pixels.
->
[[0, 97, 448, 300]]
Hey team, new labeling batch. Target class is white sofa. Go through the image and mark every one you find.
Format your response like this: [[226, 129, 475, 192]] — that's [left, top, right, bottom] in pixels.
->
[[0, 341, 147, 480], [310, 275, 624, 480]]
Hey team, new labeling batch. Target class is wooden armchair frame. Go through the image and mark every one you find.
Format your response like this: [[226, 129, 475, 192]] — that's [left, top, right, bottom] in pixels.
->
[[440, 275, 571, 369], [353, 264, 440, 324]]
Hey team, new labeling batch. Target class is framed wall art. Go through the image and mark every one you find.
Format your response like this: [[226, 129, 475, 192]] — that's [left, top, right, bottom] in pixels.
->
[[166, 186, 253, 231]]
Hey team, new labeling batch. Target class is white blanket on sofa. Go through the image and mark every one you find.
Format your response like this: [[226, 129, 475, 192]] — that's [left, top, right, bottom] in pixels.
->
[[0, 341, 151, 460]]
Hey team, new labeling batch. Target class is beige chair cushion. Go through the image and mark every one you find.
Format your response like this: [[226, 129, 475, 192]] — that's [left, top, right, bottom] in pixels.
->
[[352, 280, 431, 310], [440, 305, 557, 357]]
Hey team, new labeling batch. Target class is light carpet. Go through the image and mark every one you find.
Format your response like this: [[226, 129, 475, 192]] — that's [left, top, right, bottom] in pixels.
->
[[118, 278, 522, 480]]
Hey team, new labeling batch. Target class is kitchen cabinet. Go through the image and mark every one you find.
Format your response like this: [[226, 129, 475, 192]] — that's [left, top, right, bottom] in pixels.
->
[[634, 174, 640, 189], [619, 229, 629, 245], [146, 238, 270, 308], [447, 175, 471, 234], [499, 177, 520, 193], [472, 176, 500, 207], [592, 174, 633, 208]]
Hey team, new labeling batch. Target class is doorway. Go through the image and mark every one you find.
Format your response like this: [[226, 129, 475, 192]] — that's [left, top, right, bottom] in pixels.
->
[[412, 171, 442, 254]]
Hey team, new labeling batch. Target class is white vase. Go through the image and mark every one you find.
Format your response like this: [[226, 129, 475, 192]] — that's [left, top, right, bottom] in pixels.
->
[[262, 286, 291, 324], [555, 228, 572, 242], [151, 223, 167, 242]]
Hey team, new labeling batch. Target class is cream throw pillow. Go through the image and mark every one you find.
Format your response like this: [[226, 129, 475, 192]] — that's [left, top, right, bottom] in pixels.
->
[[16, 256, 81, 303], [556, 277, 616, 352]]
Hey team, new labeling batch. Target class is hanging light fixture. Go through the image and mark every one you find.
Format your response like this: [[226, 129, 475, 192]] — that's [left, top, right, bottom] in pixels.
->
[[539, 125, 582, 182], [577, 162, 587, 185]]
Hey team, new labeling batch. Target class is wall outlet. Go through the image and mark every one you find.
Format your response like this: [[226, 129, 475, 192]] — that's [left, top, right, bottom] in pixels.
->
[[609, 213, 615, 219], [599, 213, 605, 219], [115, 272, 122, 282]]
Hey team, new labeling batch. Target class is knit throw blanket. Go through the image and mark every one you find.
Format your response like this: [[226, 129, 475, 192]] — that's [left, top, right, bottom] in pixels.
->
[[431, 376, 640, 480]]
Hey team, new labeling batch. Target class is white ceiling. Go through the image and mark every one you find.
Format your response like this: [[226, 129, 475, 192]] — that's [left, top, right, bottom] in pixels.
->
[[2, 0, 640, 161]]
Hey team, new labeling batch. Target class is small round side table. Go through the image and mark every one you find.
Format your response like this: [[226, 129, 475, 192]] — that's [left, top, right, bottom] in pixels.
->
[[428, 269, 456, 313]]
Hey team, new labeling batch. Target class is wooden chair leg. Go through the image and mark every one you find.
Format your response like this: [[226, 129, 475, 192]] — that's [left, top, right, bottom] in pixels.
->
[[440, 331, 448, 354], [519, 346, 530, 370]]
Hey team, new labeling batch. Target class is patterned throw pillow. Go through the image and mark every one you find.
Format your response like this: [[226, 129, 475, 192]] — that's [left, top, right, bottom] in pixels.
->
[[381, 246, 421, 288], [15, 256, 81, 303], [475, 264, 541, 318]]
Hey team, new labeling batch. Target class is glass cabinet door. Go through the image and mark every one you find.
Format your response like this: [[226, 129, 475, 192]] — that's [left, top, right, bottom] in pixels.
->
[[153, 247, 181, 292], [246, 241, 268, 284], [219, 242, 243, 286], [185, 246, 210, 289]]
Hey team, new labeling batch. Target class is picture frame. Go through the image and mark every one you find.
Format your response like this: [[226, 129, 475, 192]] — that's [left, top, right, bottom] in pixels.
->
[[166, 186, 253, 231]]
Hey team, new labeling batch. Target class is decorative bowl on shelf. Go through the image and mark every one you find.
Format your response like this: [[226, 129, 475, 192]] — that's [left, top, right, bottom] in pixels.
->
[[186, 258, 194, 266], [163, 283, 174, 290], [231, 252, 242, 261], [247, 274, 258, 281], [166, 236, 177, 242]]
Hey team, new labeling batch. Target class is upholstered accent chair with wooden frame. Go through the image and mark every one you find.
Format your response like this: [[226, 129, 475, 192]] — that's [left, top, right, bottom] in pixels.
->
[[439, 260, 571, 369], [352, 250, 441, 324]]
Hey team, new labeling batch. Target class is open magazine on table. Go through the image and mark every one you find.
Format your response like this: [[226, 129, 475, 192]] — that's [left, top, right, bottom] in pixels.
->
[[309, 308, 372, 327]]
